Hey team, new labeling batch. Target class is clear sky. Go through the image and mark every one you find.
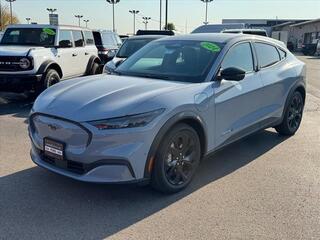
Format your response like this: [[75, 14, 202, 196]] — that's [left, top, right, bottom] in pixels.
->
[[5, 0, 320, 34]]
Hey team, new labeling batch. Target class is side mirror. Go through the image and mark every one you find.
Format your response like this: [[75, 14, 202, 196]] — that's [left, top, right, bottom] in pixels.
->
[[59, 40, 72, 48], [220, 67, 246, 81]]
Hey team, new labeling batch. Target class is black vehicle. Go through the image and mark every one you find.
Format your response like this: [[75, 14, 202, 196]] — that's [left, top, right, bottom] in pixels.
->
[[136, 30, 175, 36], [302, 43, 318, 56], [93, 30, 122, 63]]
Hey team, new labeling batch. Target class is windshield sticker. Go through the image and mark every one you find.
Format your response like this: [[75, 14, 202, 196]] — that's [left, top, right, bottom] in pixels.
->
[[43, 28, 56, 36], [200, 42, 221, 53]]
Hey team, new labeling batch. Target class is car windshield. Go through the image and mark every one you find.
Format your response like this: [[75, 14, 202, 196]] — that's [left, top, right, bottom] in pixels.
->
[[116, 38, 156, 58], [0, 28, 56, 47], [116, 40, 224, 83]]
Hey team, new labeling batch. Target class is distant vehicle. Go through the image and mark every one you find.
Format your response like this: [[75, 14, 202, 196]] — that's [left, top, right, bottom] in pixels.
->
[[104, 35, 167, 73], [93, 30, 122, 63], [0, 24, 101, 95], [222, 29, 268, 37], [192, 23, 246, 34], [136, 30, 175, 36], [30, 33, 306, 193], [301, 43, 317, 56], [119, 34, 129, 42]]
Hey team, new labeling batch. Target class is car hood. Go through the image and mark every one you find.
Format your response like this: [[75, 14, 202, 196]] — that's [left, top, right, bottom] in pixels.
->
[[0, 45, 43, 56], [33, 74, 190, 122]]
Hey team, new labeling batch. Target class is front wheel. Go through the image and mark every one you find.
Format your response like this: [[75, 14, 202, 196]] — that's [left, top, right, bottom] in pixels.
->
[[275, 91, 304, 136], [151, 124, 201, 193]]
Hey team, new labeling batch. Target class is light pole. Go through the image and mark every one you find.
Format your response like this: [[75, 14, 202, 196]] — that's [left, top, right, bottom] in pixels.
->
[[129, 10, 139, 35], [200, 0, 213, 25], [83, 19, 89, 28], [26, 17, 31, 24], [46, 8, 57, 14], [106, 0, 120, 32], [164, 0, 168, 30], [74, 15, 83, 27], [142, 16, 151, 30], [159, 0, 162, 30], [5, 0, 16, 24]]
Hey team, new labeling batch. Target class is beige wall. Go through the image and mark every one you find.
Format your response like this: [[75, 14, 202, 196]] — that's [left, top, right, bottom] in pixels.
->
[[290, 22, 320, 49]]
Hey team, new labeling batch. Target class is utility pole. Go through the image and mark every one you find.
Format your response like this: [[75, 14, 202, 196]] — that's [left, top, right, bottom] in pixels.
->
[[142, 16, 151, 30], [159, 0, 162, 30], [106, 0, 120, 32], [164, 0, 168, 30], [129, 10, 139, 35], [83, 19, 89, 28], [74, 15, 83, 27], [26, 17, 31, 24], [5, 0, 16, 24], [201, 0, 213, 25], [46, 8, 57, 14]]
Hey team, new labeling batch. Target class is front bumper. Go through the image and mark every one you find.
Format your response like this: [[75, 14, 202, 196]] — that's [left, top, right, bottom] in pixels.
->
[[30, 145, 138, 183], [0, 74, 42, 92]]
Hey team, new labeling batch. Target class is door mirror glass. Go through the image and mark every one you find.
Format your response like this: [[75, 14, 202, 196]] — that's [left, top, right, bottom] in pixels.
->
[[59, 40, 72, 48], [220, 67, 246, 81]]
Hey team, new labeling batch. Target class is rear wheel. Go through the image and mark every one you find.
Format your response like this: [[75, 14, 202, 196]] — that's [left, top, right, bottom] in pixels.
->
[[151, 124, 201, 193], [275, 91, 304, 136], [90, 62, 101, 75]]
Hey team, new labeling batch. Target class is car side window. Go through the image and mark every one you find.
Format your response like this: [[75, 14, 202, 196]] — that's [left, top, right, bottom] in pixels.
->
[[279, 48, 287, 60], [72, 30, 84, 47], [58, 30, 73, 47], [83, 31, 95, 45], [221, 42, 254, 72], [255, 43, 280, 68]]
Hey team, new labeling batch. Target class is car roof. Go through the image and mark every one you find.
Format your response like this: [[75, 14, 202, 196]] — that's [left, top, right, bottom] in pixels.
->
[[6, 24, 91, 31], [127, 35, 167, 40], [223, 29, 267, 32], [157, 33, 286, 48]]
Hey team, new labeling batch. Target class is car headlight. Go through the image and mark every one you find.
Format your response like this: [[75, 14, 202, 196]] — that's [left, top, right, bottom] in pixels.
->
[[19, 58, 31, 69], [88, 109, 165, 130]]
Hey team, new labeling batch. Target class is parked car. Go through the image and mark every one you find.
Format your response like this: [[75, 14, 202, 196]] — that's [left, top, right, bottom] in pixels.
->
[[93, 30, 122, 64], [0, 24, 101, 95], [221, 28, 268, 37], [136, 30, 175, 36], [104, 35, 167, 73], [29, 33, 306, 193], [192, 23, 246, 33], [301, 43, 318, 56]]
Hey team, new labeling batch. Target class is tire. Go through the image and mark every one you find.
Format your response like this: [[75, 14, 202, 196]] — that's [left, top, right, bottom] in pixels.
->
[[275, 91, 304, 136], [151, 123, 201, 193], [32, 69, 60, 98], [90, 62, 100, 75]]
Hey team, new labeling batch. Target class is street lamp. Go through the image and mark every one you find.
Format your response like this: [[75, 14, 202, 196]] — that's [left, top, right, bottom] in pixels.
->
[[129, 10, 139, 35], [164, 0, 168, 30], [200, 0, 213, 25], [26, 17, 31, 24], [106, 0, 120, 32], [46, 8, 57, 14], [83, 19, 89, 28], [5, 0, 16, 24], [159, 0, 162, 30], [142, 16, 151, 30], [74, 15, 83, 27]]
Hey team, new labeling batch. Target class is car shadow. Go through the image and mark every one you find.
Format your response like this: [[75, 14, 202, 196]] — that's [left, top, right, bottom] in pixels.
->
[[0, 92, 33, 119], [0, 129, 288, 239]]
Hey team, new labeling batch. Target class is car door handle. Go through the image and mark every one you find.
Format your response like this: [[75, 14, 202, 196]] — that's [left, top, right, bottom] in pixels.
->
[[72, 53, 78, 57], [85, 52, 89, 55]]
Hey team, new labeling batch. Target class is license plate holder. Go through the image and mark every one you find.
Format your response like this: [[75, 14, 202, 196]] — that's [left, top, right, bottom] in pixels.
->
[[43, 138, 65, 161]]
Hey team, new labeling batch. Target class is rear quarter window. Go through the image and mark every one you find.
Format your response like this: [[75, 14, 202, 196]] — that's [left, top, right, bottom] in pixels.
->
[[255, 43, 280, 68]]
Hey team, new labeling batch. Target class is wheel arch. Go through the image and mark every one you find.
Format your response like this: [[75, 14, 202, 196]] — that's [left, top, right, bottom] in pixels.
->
[[144, 112, 208, 179], [37, 61, 63, 78], [86, 56, 102, 75]]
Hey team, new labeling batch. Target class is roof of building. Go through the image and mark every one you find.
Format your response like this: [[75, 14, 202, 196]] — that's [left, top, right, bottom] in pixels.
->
[[290, 18, 320, 27]]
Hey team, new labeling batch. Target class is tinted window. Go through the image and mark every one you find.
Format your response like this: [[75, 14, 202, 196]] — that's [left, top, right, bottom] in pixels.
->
[[72, 31, 84, 47], [0, 28, 56, 46], [117, 40, 224, 83], [117, 38, 155, 58], [58, 30, 73, 46], [222, 42, 254, 72], [243, 31, 267, 37], [279, 48, 287, 60], [83, 31, 94, 45], [255, 43, 280, 68]]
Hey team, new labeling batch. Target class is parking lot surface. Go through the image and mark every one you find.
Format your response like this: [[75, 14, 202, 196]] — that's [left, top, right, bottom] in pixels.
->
[[0, 55, 320, 240]]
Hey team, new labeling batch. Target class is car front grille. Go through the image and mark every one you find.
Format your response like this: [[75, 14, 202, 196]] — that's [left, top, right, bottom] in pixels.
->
[[0, 56, 27, 71]]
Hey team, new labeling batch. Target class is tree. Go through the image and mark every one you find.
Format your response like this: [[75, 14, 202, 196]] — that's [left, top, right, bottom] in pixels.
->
[[0, 3, 19, 31], [165, 22, 175, 31]]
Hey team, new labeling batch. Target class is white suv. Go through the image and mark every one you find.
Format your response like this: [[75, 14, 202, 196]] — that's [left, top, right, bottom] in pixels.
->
[[0, 24, 101, 95]]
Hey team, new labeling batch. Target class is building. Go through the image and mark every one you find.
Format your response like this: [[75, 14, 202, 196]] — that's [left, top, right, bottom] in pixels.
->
[[222, 19, 309, 36]]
